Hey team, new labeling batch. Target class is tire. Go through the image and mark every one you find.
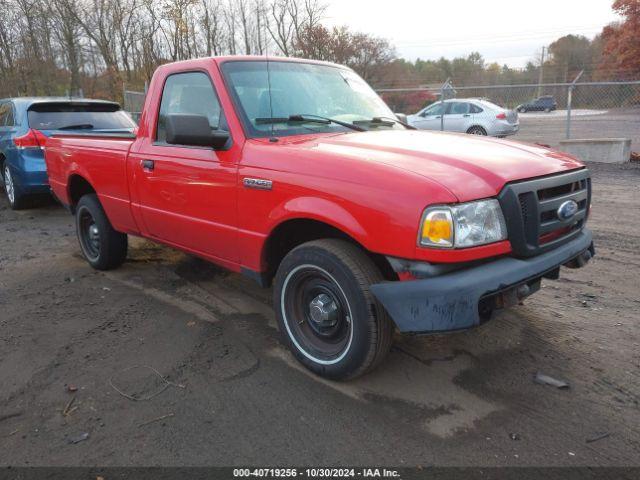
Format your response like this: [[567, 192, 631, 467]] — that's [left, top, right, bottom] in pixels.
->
[[2, 163, 28, 210], [75, 194, 128, 270], [467, 126, 487, 136], [544, 107, 551, 113], [518, 107, 526, 113], [273, 239, 394, 380]]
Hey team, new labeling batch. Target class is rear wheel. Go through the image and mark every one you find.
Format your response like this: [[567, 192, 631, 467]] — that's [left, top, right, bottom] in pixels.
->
[[274, 239, 394, 380], [2, 164, 28, 210], [76, 194, 128, 270], [544, 107, 551, 113], [467, 126, 487, 136], [518, 107, 526, 113]]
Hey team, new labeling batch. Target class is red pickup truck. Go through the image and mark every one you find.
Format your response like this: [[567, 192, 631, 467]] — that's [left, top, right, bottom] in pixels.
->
[[45, 56, 594, 380]]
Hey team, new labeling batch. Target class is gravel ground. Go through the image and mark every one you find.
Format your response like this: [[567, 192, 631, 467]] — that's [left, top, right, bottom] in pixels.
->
[[0, 162, 639, 467]]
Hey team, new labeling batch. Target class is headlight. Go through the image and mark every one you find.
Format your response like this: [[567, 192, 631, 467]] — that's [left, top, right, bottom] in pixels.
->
[[419, 199, 507, 248]]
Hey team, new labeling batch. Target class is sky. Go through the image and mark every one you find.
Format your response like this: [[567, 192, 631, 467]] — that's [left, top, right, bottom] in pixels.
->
[[322, 0, 621, 68]]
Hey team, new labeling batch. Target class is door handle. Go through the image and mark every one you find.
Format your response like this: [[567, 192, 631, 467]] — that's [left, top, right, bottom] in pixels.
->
[[463, 114, 471, 117], [141, 159, 154, 171]]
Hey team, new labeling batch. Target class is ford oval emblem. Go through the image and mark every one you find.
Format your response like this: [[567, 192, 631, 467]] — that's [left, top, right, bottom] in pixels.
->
[[557, 200, 579, 221]]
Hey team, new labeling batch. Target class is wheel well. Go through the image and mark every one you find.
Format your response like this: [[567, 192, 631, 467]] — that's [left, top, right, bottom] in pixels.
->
[[68, 175, 96, 209], [262, 218, 397, 286]]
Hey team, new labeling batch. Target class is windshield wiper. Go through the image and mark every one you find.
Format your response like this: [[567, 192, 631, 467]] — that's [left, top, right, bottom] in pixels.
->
[[353, 116, 416, 130], [58, 124, 95, 130], [255, 114, 366, 132]]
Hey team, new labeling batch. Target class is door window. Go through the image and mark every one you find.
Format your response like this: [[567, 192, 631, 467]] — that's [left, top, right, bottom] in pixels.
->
[[449, 102, 470, 115], [422, 103, 447, 116], [156, 71, 227, 143]]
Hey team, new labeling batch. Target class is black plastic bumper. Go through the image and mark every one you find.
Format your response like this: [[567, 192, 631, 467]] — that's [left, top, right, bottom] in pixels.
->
[[370, 229, 594, 334]]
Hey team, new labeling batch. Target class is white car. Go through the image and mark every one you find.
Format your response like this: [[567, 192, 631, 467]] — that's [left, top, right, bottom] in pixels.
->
[[407, 98, 519, 137]]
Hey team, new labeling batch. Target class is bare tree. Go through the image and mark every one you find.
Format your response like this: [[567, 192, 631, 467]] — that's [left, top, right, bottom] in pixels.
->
[[266, 0, 294, 55], [72, 0, 125, 100], [52, 0, 85, 95], [0, 0, 334, 99], [201, 0, 222, 56], [237, 0, 252, 55]]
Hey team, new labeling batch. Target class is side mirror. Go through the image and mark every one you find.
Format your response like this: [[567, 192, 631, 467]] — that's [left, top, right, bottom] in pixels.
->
[[395, 113, 408, 124], [165, 114, 229, 149]]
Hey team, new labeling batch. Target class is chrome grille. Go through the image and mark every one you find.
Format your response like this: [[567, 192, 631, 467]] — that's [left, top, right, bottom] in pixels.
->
[[498, 169, 591, 257]]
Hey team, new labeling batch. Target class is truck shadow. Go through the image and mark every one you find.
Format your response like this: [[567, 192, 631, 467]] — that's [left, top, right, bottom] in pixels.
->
[[119, 238, 577, 439]]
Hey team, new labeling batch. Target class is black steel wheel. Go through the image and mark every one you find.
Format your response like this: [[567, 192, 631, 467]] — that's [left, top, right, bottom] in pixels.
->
[[281, 264, 354, 363], [75, 194, 128, 270], [78, 206, 101, 261], [274, 239, 394, 380]]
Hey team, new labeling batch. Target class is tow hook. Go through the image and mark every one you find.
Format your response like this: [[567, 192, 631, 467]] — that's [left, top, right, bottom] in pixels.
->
[[564, 243, 595, 269], [516, 284, 530, 300], [494, 279, 541, 309]]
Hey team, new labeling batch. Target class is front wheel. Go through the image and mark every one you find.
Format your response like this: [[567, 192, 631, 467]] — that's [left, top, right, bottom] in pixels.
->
[[76, 194, 128, 270], [274, 239, 394, 380]]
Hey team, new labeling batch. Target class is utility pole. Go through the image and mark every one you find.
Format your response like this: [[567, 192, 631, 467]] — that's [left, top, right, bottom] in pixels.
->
[[537, 46, 546, 97]]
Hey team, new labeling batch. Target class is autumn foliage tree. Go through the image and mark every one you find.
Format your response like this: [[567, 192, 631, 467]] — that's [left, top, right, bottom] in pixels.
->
[[599, 0, 640, 79]]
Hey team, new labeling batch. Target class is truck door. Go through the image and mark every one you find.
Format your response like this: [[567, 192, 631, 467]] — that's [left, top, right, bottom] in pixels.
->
[[130, 71, 239, 264]]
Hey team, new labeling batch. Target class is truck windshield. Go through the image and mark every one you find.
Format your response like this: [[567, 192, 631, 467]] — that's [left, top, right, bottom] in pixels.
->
[[28, 103, 136, 131], [221, 60, 401, 137]]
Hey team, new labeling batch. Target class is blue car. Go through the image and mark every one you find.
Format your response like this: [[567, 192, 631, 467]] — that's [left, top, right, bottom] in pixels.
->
[[0, 98, 136, 209]]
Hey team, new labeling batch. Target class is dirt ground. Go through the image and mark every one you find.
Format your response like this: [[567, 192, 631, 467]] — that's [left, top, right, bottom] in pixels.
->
[[0, 162, 639, 467]]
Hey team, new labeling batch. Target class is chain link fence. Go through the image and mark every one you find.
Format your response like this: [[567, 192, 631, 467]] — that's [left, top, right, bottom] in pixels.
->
[[379, 80, 640, 151], [123, 89, 146, 123]]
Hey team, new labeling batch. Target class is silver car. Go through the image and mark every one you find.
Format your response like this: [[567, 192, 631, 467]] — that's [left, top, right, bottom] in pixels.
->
[[407, 98, 519, 137]]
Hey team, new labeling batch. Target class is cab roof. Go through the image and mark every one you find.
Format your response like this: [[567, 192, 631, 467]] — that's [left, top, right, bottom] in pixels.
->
[[155, 55, 350, 72]]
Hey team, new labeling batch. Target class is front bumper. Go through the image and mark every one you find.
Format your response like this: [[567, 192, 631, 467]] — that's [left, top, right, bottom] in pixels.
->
[[371, 229, 594, 334]]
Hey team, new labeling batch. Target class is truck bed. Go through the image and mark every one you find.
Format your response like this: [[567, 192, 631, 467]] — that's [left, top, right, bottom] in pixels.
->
[[45, 134, 139, 234]]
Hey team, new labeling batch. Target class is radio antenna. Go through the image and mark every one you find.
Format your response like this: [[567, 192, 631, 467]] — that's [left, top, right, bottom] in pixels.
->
[[265, 42, 277, 142]]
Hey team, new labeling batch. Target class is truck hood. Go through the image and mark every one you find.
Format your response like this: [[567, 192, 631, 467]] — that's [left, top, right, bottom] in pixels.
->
[[298, 130, 584, 202]]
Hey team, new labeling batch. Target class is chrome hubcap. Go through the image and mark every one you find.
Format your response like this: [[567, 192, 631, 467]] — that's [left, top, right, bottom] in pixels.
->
[[309, 293, 339, 328], [4, 166, 14, 204]]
